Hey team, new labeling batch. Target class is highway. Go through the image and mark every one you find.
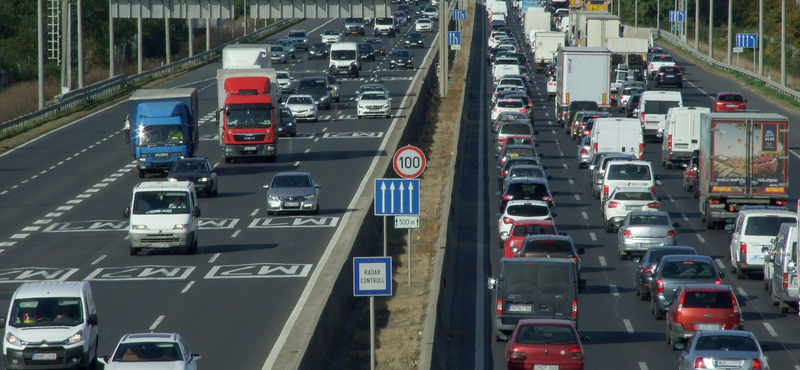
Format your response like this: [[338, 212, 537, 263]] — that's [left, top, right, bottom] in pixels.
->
[[448, 3, 800, 370], [0, 12, 439, 370]]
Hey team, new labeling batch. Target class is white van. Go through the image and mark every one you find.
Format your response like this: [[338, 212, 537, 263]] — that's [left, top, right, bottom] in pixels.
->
[[660, 106, 710, 169], [1, 282, 99, 369], [490, 2, 508, 17], [589, 117, 643, 160], [328, 42, 360, 77], [638, 90, 682, 141], [123, 181, 200, 255], [492, 64, 521, 85], [601, 160, 657, 200], [491, 13, 506, 23]]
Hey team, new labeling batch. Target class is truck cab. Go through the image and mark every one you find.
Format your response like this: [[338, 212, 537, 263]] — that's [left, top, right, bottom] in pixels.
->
[[329, 42, 360, 77], [216, 71, 279, 163]]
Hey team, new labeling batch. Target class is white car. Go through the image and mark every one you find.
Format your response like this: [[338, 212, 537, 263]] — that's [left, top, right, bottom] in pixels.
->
[[415, 18, 433, 32], [602, 186, 660, 232], [357, 91, 392, 118], [422, 7, 439, 19], [284, 95, 318, 121], [488, 31, 508, 48], [99, 333, 201, 370], [727, 206, 797, 279], [276, 70, 294, 94], [497, 200, 553, 242], [491, 97, 527, 121], [321, 29, 341, 44]]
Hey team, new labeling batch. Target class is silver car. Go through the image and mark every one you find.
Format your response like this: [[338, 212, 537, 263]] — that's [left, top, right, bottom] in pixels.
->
[[495, 121, 534, 153], [263, 172, 321, 214], [283, 95, 318, 122], [649, 255, 724, 319], [270, 45, 289, 64], [502, 164, 548, 192], [634, 246, 697, 301], [491, 112, 529, 133], [617, 210, 680, 259], [676, 330, 769, 370], [577, 136, 591, 168]]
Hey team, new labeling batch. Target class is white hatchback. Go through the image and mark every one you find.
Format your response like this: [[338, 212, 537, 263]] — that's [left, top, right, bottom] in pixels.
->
[[357, 91, 391, 118], [100, 332, 201, 370], [602, 186, 660, 232], [284, 94, 318, 121], [491, 97, 527, 121], [497, 200, 553, 242], [415, 18, 433, 32]]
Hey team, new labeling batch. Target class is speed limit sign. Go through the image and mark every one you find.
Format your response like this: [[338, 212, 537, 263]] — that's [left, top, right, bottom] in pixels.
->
[[393, 146, 426, 179]]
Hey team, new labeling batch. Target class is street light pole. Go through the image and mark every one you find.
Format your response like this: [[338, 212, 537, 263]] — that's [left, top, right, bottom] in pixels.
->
[[726, 0, 732, 64], [708, 0, 713, 59], [635, 0, 638, 28], [781, 0, 786, 85], [694, 0, 699, 50]]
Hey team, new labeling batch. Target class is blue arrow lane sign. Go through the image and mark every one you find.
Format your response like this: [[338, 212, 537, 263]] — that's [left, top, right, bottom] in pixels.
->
[[736, 33, 758, 48], [453, 9, 466, 21], [448, 31, 461, 45], [668, 10, 685, 22], [374, 179, 420, 216]]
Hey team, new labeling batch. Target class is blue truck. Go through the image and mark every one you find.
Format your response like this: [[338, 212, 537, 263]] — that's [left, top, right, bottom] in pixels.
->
[[128, 88, 199, 178], [520, 0, 540, 13]]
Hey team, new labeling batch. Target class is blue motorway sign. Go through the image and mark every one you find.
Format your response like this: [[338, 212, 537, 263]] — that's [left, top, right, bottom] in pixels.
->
[[353, 257, 392, 297], [374, 179, 420, 216], [736, 33, 758, 48], [453, 9, 466, 21], [448, 31, 461, 45], [668, 10, 685, 22]]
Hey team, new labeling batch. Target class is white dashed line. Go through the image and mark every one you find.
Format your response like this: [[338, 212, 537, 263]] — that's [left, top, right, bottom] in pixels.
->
[[148, 315, 165, 331], [67, 199, 83, 204], [102, 178, 115, 182], [111, 173, 124, 177], [22, 226, 40, 232], [181, 281, 195, 294], [91, 255, 106, 265], [623, 319, 634, 333], [715, 259, 726, 269], [574, 194, 581, 201], [314, 138, 320, 142], [562, 163, 567, 169], [93, 183, 108, 188], [0, 242, 16, 247], [682, 213, 689, 221], [581, 211, 588, 219], [736, 287, 747, 298], [11, 185, 18, 189], [589, 232, 597, 241], [294, 161, 301, 166], [209, 253, 221, 263], [57, 161, 64, 165], [57, 206, 73, 211], [231, 230, 241, 238], [76, 194, 92, 198], [40, 170, 47, 174], [250, 209, 260, 217], [639, 362, 649, 370], [33, 219, 52, 225], [10, 234, 30, 239], [322, 127, 328, 132], [85, 189, 99, 193], [598, 256, 607, 267], [45, 212, 62, 217], [0, 191, 7, 195], [763, 322, 778, 337], [610, 284, 619, 297], [21, 180, 28, 184], [305, 149, 311, 153], [568, 179, 574, 185], [696, 235, 706, 243], [49, 166, 56, 170], [656, 180, 663, 185]]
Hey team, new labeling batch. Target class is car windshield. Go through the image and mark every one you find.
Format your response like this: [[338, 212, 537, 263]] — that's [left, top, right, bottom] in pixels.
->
[[660, 67, 679, 73], [495, 59, 518, 65], [647, 249, 696, 263], [368, 39, 384, 45], [515, 324, 576, 345], [408, 34, 422, 39], [425, 7, 436, 11], [226, 106, 273, 128], [345, 18, 362, 23], [331, 50, 357, 60], [660, 261, 715, 279], [500, 79, 523, 86], [9, 298, 83, 328], [521, 239, 573, 254], [505, 137, 533, 146], [272, 175, 312, 188], [606, 164, 652, 181], [504, 263, 571, 295], [138, 124, 184, 146], [288, 31, 305, 37], [280, 109, 292, 118], [323, 30, 338, 35], [613, 191, 655, 201], [506, 204, 549, 217], [719, 94, 744, 102], [682, 291, 734, 309], [171, 161, 209, 173], [276, 72, 289, 79], [311, 43, 326, 50], [392, 51, 411, 58], [299, 79, 326, 89], [512, 224, 556, 236], [112, 342, 182, 362], [509, 166, 544, 179], [570, 101, 599, 111], [376, 18, 394, 25], [500, 123, 531, 135], [277, 40, 292, 46], [132, 191, 191, 215], [362, 93, 387, 101], [288, 96, 314, 105], [504, 148, 535, 158], [419, 19, 431, 24], [628, 214, 668, 225], [362, 86, 385, 93], [695, 335, 757, 352], [271, 46, 284, 52], [644, 100, 681, 114], [507, 183, 548, 198], [745, 216, 797, 236]]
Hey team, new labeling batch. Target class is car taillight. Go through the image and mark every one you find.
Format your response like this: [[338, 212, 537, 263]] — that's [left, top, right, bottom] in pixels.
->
[[750, 358, 762, 370], [740, 242, 747, 254], [567, 348, 582, 356], [520, 108, 527, 113], [608, 201, 620, 209], [647, 202, 660, 209], [503, 217, 514, 224], [581, 148, 588, 154], [640, 143, 645, 157], [603, 185, 609, 196], [497, 298, 503, 315], [571, 300, 578, 317], [694, 357, 707, 369], [675, 73, 682, 76], [667, 230, 675, 237], [503, 194, 513, 201], [731, 293, 740, 313], [583, 130, 590, 136], [650, 186, 656, 195], [776, 200, 788, 206], [509, 348, 526, 360], [493, 107, 501, 112], [657, 72, 665, 76], [656, 279, 664, 294], [572, 256, 578, 262], [784, 273, 790, 288], [622, 229, 631, 237], [594, 143, 598, 152], [494, 92, 498, 97], [650, 63, 654, 69], [668, 135, 672, 151], [709, 199, 721, 204], [715, 279, 722, 285]]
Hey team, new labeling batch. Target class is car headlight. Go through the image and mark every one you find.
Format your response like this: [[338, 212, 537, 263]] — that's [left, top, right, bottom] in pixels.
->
[[303, 194, 316, 199], [173, 224, 188, 230], [138, 157, 147, 162], [66, 332, 83, 345], [321, 95, 329, 101], [281, 54, 286, 58], [6, 333, 24, 346], [131, 225, 147, 230], [167, 177, 177, 182], [199, 177, 209, 182], [382, 104, 389, 108], [268, 194, 280, 200]]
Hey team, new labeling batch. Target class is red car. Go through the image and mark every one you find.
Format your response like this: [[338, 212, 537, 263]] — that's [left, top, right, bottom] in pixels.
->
[[501, 220, 560, 257], [503, 319, 586, 370], [683, 157, 697, 192], [712, 92, 747, 112], [666, 284, 743, 349]]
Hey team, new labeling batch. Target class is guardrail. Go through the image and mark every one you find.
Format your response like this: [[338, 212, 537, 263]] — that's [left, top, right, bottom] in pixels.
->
[[0, 18, 296, 135], [652, 28, 800, 101]]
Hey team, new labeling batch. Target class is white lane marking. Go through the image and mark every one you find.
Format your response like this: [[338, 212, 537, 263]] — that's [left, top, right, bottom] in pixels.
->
[[91, 255, 106, 265], [181, 281, 195, 294], [0, 249, 3, 253], [599, 256, 607, 267], [568, 179, 574, 185], [11, 185, 18, 189], [10, 234, 30, 239], [697, 234, 706, 243], [0, 191, 7, 195], [21, 180, 28, 184], [209, 253, 221, 263], [639, 363, 649, 370], [76, 194, 92, 198], [313, 137, 320, 142], [736, 287, 747, 298], [45, 212, 62, 217], [250, 209, 260, 217], [304, 149, 311, 153], [22, 227, 40, 232], [262, 21, 441, 370], [610, 284, 619, 297], [623, 319, 634, 333], [656, 180, 663, 185], [213, 162, 220, 168], [111, 173, 124, 177], [85, 189, 100, 193], [102, 177, 115, 182], [763, 322, 778, 337], [715, 259, 726, 269], [322, 127, 328, 132], [581, 211, 588, 219], [148, 315, 165, 331], [574, 194, 580, 201], [67, 199, 83, 204], [0, 242, 16, 247], [93, 183, 108, 188], [231, 230, 241, 238], [682, 213, 689, 221], [40, 170, 47, 174], [791, 150, 800, 160], [667, 195, 674, 202], [589, 232, 597, 241], [562, 163, 568, 169], [58, 161, 64, 165], [294, 161, 301, 166], [33, 219, 52, 225], [49, 166, 56, 170], [65, 157, 71, 161], [57, 206, 73, 211]]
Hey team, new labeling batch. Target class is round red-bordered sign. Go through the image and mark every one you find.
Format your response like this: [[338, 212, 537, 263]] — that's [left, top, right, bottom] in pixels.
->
[[393, 146, 426, 179]]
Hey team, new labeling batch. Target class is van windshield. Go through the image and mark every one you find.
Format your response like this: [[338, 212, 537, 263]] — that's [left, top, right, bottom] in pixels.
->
[[331, 50, 357, 60], [644, 100, 681, 115], [504, 263, 572, 295], [745, 217, 797, 236], [9, 298, 83, 328], [133, 191, 191, 214], [606, 164, 652, 181]]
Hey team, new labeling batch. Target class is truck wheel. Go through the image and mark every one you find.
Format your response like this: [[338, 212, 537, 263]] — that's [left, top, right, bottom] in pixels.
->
[[764, 277, 770, 290], [736, 268, 745, 279], [705, 216, 716, 230], [665, 161, 672, 170], [779, 300, 789, 313], [138, 170, 144, 178], [224, 158, 232, 163]]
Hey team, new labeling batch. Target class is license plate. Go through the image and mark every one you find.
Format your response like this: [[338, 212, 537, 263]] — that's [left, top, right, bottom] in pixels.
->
[[284, 201, 300, 207], [646, 122, 659, 126], [534, 365, 558, 370], [155, 153, 168, 156], [369, 110, 383, 113], [151, 243, 170, 248], [675, 143, 689, 148], [695, 323, 721, 330], [626, 206, 640, 211], [666, 74, 674, 77], [507, 304, 532, 313], [32, 353, 57, 361], [726, 104, 736, 107], [244, 146, 257, 151], [715, 360, 741, 367]]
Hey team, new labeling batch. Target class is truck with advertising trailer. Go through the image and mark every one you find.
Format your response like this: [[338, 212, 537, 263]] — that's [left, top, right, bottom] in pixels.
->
[[222, 44, 270, 69], [216, 69, 280, 163], [554, 46, 611, 123], [128, 89, 198, 178], [532, 31, 565, 73], [524, 10, 553, 47], [696, 113, 790, 229], [585, 0, 610, 11], [576, 13, 620, 47]]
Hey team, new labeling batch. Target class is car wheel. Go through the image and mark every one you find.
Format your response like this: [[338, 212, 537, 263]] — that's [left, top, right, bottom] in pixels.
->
[[779, 300, 789, 313], [639, 287, 649, 301], [736, 267, 746, 279], [224, 157, 232, 163], [605, 220, 614, 233], [138, 170, 144, 178], [653, 306, 664, 320], [212, 186, 218, 197], [206, 188, 213, 197], [334, 96, 340, 102], [619, 249, 627, 260], [130, 246, 138, 256]]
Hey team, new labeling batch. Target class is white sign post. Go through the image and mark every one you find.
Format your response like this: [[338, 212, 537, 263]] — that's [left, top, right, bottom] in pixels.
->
[[395, 216, 420, 286], [354, 257, 392, 370]]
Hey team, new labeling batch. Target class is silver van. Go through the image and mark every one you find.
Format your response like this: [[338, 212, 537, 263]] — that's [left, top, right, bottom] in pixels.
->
[[764, 223, 800, 313]]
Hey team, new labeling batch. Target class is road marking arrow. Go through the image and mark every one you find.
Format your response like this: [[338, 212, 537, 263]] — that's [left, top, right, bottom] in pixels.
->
[[400, 182, 405, 213], [381, 182, 387, 213], [408, 181, 415, 214], [390, 182, 396, 213]]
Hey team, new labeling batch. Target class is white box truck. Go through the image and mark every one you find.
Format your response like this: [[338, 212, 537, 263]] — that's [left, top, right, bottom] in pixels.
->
[[524, 10, 552, 47], [532, 31, 565, 73], [555, 46, 612, 122], [222, 44, 270, 69], [576, 13, 620, 47]]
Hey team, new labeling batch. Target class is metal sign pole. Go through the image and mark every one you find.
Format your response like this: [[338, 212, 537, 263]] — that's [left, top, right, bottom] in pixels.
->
[[370, 296, 375, 370], [383, 216, 387, 256], [408, 228, 412, 287]]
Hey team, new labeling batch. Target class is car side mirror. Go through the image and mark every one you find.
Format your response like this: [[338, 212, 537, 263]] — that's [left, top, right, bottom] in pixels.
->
[[497, 334, 510, 342], [645, 271, 653, 277], [559, 232, 567, 236], [724, 224, 733, 231], [762, 246, 770, 254], [654, 174, 661, 180], [263, 185, 270, 189], [0, 317, 5, 328], [98, 356, 109, 366], [552, 212, 558, 217], [193, 206, 201, 218], [761, 344, 769, 352], [282, 101, 286, 106], [718, 271, 725, 278], [189, 354, 202, 363], [494, 153, 499, 157], [495, 191, 501, 196], [496, 165, 501, 169], [578, 279, 587, 291], [632, 256, 642, 263], [588, 165, 595, 170], [579, 335, 590, 341], [674, 342, 685, 350], [487, 278, 497, 290], [500, 231, 509, 238], [123, 207, 130, 219], [315, 184, 322, 188], [88, 314, 98, 325], [577, 248, 585, 255], [673, 222, 681, 228]]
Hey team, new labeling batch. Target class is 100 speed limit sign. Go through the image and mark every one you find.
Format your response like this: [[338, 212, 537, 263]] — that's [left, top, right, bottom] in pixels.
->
[[393, 146, 426, 179]]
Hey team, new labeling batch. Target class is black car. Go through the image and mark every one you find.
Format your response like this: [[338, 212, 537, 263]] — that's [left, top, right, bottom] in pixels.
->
[[389, 49, 414, 70], [404, 33, 424, 48], [654, 65, 683, 88], [366, 38, 386, 55], [498, 177, 553, 213], [167, 158, 218, 197], [487, 47, 504, 64], [307, 42, 329, 60], [357, 43, 376, 61], [278, 107, 297, 137], [490, 20, 506, 32], [297, 76, 332, 110], [504, 52, 528, 67]]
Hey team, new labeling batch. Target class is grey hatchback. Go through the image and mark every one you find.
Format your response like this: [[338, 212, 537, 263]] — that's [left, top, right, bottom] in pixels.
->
[[263, 172, 321, 214], [635, 246, 697, 300], [648, 255, 724, 319]]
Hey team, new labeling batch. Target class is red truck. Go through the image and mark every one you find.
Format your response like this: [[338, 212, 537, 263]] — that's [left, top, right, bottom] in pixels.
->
[[216, 69, 279, 163]]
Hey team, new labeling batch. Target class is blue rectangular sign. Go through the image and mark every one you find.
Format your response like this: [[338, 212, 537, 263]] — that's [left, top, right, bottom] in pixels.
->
[[736, 33, 758, 48], [374, 179, 420, 216], [448, 31, 461, 45], [453, 9, 466, 21], [669, 10, 685, 22], [354, 257, 392, 297]]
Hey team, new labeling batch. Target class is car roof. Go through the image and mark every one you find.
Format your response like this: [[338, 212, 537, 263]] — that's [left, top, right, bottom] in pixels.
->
[[504, 144, 536, 151], [120, 333, 180, 343], [508, 176, 548, 185], [660, 254, 714, 263], [717, 91, 742, 96], [15, 282, 87, 299], [393, 49, 412, 53], [274, 171, 312, 177], [738, 208, 796, 217], [523, 234, 571, 242], [288, 94, 315, 100], [501, 256, 575, 265], [607, 160, 651, 166], [678, 283, 732, 291], [506, 199, 549, 207], [694, 330, 753, 338], [647, 246, 697, 253]]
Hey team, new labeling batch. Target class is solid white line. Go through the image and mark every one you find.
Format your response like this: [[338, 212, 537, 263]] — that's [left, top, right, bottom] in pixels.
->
[[250, 209, 260, 217], [610, 284, 619, 297], [623, 319, 634, 333], [231, 230, 241, 238], [697, 234, 706, 243], [639, 362, 649, 370], [262, 18, 444, 370], [763, 322, 778, 337], [599, 256, 607, 267], [181, 281, 195, 294], [581, 211, 588, 219], [209, 253, 221, 263], [91, 255, 106, 265], [589, 232, 597, 241], [148, 315, 165, 331], [716, 259, 726, 269], [682, 213, 689, 221]]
